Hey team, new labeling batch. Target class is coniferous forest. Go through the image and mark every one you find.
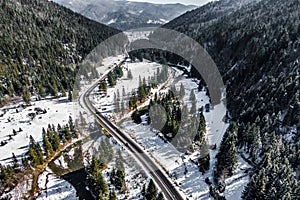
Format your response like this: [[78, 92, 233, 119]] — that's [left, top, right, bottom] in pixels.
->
[[0, 0, 123, 105], [0, 0, 299, 199], [129, 0, 300, 199]]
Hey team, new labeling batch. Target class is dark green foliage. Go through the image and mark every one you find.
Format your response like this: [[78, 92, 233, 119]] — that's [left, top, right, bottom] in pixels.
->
[[148, 90, 181, 139], [161, 0, 300, 130], [132, 109, 142, 124], [145, 179, 158, 200], [138, 84, 151, 103], [108, 72, 116, 87], [243, 142, 300, 200], [198, 141, 210, 173], [68, 90, 73, 102], [114, 169, 126, 191], [194, 112, 206, 143], [42, 131, 53, 159], [0, 0, 122, 101], [109, 190, 118, 200], [86, 156, 108, 198], [148, 0, 300, 197], [22, 86, 31, 104], [157, 192, 164, 200], [110, 150, 126, 192], [215, 123, 238, 182], [0, 164, 18, 194], [47, 127, 60, 151], [28, 135, 44, 166], [107, 66, 124, 87], [99, 81, 107, 93], [0, 124, 79, 194]]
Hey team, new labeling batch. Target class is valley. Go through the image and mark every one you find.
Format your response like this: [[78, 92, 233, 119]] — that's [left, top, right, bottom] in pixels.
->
[[0, 0, 299, 199]]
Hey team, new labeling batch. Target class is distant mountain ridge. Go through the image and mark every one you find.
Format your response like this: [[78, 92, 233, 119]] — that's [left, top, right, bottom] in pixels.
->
[[52, 0, 197, 30]]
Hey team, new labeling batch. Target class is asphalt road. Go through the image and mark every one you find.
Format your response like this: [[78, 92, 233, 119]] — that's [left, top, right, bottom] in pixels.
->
[[80, 60, 185, 200]]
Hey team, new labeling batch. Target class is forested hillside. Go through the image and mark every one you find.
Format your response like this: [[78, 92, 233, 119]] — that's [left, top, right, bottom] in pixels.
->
[[150, 0, 300, 198], [0, 0, 123, 104]]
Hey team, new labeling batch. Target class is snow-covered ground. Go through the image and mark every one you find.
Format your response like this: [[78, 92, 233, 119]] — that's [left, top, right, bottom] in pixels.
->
[[125, 30, 153, 43], [107, 65, 249, 199], [90, 60, 163, 119], [0, 96, 75, 165], [0, 55, 125, 199], [37, 168, 78, 200], [84, 136, 149, 200], [0, 51, 249, 199]]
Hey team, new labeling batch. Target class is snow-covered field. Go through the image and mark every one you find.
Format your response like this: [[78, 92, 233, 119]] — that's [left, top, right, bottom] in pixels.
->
[[1, 51, 249, 199], [112, 65, 249, 199], [0, 55, 125, 199], [37, 168, 78, 200], [0, 53, 124, 164], [90, 60, 163, 119], [0, 96, 75, 165]]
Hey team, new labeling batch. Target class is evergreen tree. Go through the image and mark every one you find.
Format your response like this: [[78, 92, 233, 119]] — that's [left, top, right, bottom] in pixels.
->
[[28, 136, 44, 167], [68, 90, 72, 102], [109, 190, 117, 200], [146, 179, 158, 200], [122, 87, 126, 97], [189, 90, 196, 102], [121, 100, 125, 113], [179, 83, 185, 99], [127, 69, 133, 80], [157, 192, 164, 200], [42, 132, 53, 158], [11, 153, 19, 170], [215, 123, 238, 181], [22, 86, 31, 104], [115, 169, 126, 191], [108, 72, 116, 86], [132, 110, 142, 124]]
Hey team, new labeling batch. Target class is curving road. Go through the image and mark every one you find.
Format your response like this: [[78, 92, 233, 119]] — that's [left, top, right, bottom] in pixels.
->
[[80, 60, 184, 200]]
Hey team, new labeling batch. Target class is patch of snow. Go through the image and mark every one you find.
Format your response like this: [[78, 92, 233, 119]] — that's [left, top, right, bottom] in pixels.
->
[[37, 168, 78, 200], [106, 19, 116, 25], [54, 156, 68, 169], [0, 96, 75, 165]]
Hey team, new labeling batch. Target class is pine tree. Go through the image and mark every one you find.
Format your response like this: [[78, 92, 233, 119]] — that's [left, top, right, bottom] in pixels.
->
[[215, 123, 238, 180], [121, 100, 125, 113], [146, 179, 157, 200], [48, 130, 60, 151], [28, 135, 44, 166], [122, 87, 126, 97], [127, 69, 133, 80], [157, 192, 164, 200], [109, 190, 117, 200], [108, 72, 116, 86], [189, 90, 196, 102], [42, 132, 53, 158], [115, 169, 126, 191], [68, 90, 72, 102], [11, 153, 19, 170], [179, 83, 185, 99], [22, 86, 31, 104], [132, 110, 142, 124]]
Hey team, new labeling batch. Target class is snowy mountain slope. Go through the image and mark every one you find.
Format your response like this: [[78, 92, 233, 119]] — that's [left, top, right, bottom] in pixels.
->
[[52, 0, 197, 30]]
